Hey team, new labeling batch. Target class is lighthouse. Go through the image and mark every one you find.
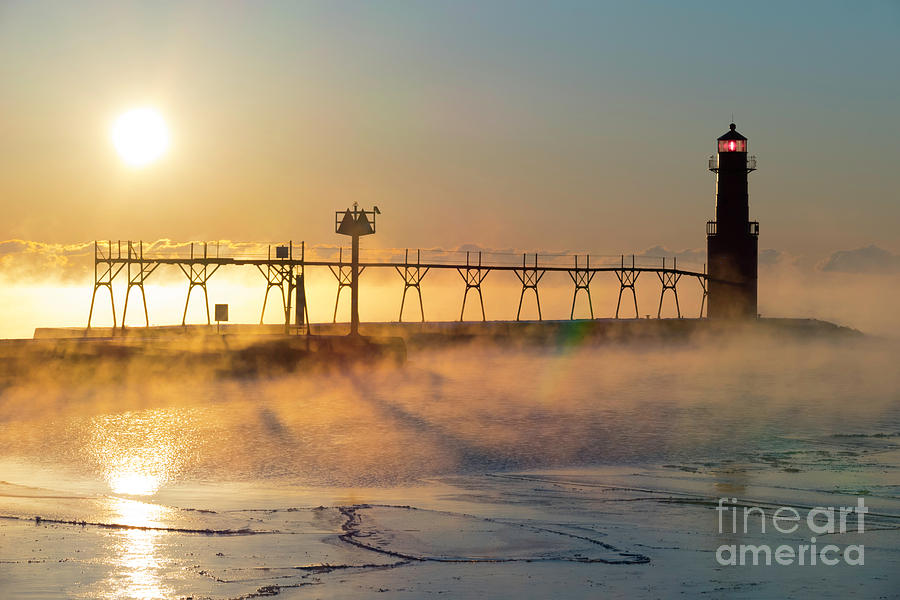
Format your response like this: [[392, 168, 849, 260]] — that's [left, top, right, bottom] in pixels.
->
[[706, 123, 759, 318]]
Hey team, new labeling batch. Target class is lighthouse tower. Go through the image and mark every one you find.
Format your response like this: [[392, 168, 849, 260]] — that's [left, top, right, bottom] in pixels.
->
[[706, 123, 759, 318]]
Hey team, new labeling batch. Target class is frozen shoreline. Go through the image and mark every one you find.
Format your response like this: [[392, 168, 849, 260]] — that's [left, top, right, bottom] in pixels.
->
[[2, 454, 899, 599]]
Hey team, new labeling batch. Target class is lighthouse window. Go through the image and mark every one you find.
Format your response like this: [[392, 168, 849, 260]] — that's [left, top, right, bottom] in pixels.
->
[[718, 139, 747, 153]]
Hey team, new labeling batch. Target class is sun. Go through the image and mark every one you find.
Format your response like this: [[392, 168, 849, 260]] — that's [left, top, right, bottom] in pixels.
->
[[110, 107, 170, 167]]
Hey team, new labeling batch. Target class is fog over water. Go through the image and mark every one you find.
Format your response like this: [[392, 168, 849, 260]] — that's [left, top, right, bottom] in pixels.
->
[[1, 334, 898, 495]]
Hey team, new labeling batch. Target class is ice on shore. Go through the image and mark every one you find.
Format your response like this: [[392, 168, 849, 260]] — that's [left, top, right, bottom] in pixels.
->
[[2, 452, 900, 600]]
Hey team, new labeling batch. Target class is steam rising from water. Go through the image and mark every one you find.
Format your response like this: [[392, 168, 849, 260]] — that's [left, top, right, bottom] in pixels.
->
[[1, 332, 898, 496]]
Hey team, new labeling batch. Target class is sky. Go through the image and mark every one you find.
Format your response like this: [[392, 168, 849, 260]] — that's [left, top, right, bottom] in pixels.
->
[[1, 0, 899, 335]]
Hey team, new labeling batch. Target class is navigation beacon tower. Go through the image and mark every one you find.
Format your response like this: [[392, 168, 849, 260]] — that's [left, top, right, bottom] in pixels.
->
[[706, 123, 759, 318]]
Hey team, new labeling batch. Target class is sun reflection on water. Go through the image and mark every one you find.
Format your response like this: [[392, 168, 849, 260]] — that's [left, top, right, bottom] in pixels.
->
[[92, 480, 178, 599], [108, 496, 173, 529], [87, 408, 202, 496], [83, 409, 201, 598], [115, 528, 173, 600], [110, 471, 163, 496]]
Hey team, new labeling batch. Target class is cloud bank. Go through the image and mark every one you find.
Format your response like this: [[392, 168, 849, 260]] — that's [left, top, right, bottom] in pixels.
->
[[819, 245, 900, 274]]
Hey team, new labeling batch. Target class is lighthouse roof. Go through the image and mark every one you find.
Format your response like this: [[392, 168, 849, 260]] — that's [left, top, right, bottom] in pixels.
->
[[718, 123, 747, 141]]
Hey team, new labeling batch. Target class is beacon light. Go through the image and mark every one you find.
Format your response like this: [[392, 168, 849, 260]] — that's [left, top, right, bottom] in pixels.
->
[[717, 139, 746, 153]]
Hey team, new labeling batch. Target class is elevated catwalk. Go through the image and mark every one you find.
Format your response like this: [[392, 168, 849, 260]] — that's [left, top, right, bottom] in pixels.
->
[[87, 241, 716, 332]]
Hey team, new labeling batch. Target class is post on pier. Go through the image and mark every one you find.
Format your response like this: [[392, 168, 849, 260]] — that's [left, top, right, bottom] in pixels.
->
[[282, 241, 296, 335], [294, 267, 310, 336], [514, 253, 546, 321], [568, 254, 595, 319], [697, 263, 709, 318], [396, 249, 429, 322], [615, 254, 640, 319], [457, 251, 490, 321], [335, 203, 379, 336], [122, 240, 159, 329], [292, 242, 310, 335], [656, 257, 682, 319], [87, 240, 125, 329], [179, 242, 220, 326]]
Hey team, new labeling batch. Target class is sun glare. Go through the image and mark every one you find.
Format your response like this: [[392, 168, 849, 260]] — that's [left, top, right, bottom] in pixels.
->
[[110, 107, 170, 167], [110, 472, 162, 496]]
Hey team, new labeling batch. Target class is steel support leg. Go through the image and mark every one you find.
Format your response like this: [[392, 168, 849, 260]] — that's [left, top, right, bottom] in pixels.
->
[[698, 265, 709, 318], [122, 241, 158, 329], [178, 243, 220, 326], [614, 255, 640, 319], [396, 250, 429, 322], [656, 258, 682, 319], [87, 240, 124, 329], [456, 251, 490, 321], [329, 247, 364, 324], [568, 255, 596, 320], [514, 253, 545, 321]]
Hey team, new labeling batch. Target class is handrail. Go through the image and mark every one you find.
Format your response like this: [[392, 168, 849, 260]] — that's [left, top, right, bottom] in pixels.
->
[[706, 221, 759, 236]]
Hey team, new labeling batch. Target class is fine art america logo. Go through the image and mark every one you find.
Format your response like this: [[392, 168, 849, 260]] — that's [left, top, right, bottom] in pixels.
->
[[715, 497, 867, 566]]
